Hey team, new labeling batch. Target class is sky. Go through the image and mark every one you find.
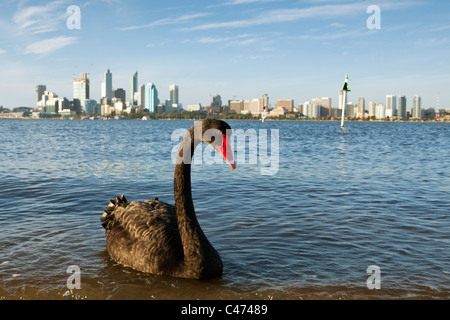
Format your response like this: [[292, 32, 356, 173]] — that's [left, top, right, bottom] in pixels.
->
[[0, 0, 449, 110]]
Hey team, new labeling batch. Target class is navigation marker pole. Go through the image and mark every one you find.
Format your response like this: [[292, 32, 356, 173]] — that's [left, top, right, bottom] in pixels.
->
[[261, 106, 267, 123], [341, 75, 350, 128]]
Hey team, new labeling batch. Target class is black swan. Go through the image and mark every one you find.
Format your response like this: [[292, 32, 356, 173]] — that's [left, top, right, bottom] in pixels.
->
[[100, 119, 236, 279]]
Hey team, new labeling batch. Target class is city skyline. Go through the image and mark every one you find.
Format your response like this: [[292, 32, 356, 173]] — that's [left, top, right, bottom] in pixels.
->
[[0, 0, 449, 109]]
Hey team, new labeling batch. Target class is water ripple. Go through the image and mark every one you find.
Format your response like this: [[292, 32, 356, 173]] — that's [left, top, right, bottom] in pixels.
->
[[0, 120, 449, 299]]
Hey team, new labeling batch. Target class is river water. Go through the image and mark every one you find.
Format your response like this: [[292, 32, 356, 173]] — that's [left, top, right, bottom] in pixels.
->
[[0, 119, 448, 300]]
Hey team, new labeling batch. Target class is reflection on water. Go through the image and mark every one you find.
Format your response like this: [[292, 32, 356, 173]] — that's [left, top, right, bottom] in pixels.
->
[[0, 120, 449, 300]]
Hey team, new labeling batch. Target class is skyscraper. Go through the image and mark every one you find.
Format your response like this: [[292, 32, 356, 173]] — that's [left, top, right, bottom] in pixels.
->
[[144, 83, 159, 113], [36, 85, 46, 107], [413, 95, 421, 119], [130, 71, 138, 105], [114, 88, 126, 103], [368, 101, 376, 118], [375, 103, 386, 119], [357, 97, 365, 118], [398, 96, 407, 119], [139, 84, 145, 108], [101, 69, 113, 99], [170, 84, 179, 104], [386, 95, 396, 118], [73, 73, 90, 101]]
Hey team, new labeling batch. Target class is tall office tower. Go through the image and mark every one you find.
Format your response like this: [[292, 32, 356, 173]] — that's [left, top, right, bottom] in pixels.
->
[[139, 84, 145, 108], [170, 84, 179, 104], [398, 96, 407, 119], [375, 103, 386, 119], [368, 101, 376, 117], [73, 73, 90, 101], [130, 71, 138, 105], [101, 69, 113, 99], [357, 97, 365, 118], [321, 97, 332, 116], [259, 94, 269, 111], [211, 94, 222, 106], [114, 88, 126, 103], [144, 83, 159, 113], [386, 95, 396, 118], [36, 85, 47, 107], [413, 95, 421, 119]]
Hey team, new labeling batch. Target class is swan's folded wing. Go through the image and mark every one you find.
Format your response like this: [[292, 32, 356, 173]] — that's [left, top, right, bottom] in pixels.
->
[[102, 197, 184, 274]]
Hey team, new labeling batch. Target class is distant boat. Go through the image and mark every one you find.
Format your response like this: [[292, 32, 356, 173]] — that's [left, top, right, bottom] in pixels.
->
[[142, 116, 150, 120]]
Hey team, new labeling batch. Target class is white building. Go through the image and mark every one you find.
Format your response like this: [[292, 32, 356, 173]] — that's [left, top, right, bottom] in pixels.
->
[[188, 104, 201, 112], [170, 84, 179, 104], [386, 95, 397, 118], [375, 103, 386, 119]]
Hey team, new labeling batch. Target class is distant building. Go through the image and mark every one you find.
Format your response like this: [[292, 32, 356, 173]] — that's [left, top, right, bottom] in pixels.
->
[[375, 103, 385, 119], [101, 69, 113, 99], [320, 97, 332, 117], [113, 99, 124, 113], [114, 88, 126, 103], [83, 99, 98, 114], [269, 107, 286, 117], [398, 96, 407, 119], [170, 84, 179, 105], [187, 104, 202, 112], [229, 100, 243, 114], [413, 95, 421, 119], [130, 71, 138, 105], [139, 84, 146, 108], [357, 97, 365, 118], [345, 102, 356, 118], [241, 94, 268, 116], [260, 94, 269, 111], [386, 95, 396, 118], [211, 94, 222, 106], [302, 101, 320, 119], [73, 73, 90, 101], [36, 85, 46, 108], [368, 101, 376, 118], [144, 83, 159, 113], [275, 99, 294, 112], [311, 97, 332, 118]]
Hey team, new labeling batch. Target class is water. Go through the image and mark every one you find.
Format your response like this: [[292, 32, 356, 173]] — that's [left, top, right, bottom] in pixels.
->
[[0, 119, 449, 300]]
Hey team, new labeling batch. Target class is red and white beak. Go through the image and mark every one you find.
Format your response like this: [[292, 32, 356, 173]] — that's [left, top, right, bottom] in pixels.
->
[[217, 134, 236, 171]]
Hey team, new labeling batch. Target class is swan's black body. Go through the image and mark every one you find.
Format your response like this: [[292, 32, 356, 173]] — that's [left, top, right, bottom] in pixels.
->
[[100, 119, 234, 279]]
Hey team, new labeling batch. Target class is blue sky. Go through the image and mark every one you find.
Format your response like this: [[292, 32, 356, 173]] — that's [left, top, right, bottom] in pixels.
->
[[0, 0, 449, 109]]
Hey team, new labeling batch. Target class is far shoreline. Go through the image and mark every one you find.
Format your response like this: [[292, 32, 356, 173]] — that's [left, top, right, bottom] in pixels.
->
[[0, 116, 447, 123]]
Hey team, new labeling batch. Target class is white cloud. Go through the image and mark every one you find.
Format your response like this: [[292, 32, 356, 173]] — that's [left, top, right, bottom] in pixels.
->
[[13, 1, 69, 34], [185, 1, 425, 31], [0, 49, 6, 54], [23, 36, 78, 55], [119, 13, 209, 31], [209, 0, 283, 7]]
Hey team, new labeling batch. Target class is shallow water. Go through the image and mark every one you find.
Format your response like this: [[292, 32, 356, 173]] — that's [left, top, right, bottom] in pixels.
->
[[0, 119, 449, 300]]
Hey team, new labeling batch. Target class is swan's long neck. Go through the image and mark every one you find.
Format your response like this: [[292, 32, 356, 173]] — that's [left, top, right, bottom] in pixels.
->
[[174, 125, 212, 266]]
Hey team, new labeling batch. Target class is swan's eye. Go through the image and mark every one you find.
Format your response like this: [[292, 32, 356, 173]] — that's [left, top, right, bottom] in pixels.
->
[[203, 129, 223, 147]]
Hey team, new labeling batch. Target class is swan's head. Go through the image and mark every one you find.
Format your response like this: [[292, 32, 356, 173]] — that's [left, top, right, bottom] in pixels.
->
[[198, 119, 236, 171]]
